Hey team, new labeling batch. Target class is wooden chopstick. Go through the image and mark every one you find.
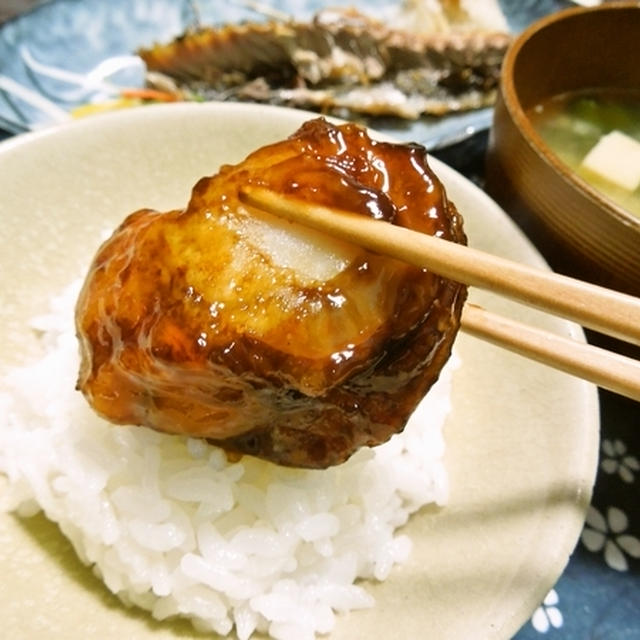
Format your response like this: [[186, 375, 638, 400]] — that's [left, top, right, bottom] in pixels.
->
[[462, 304, 640, 401], [239, 185, 640, 346], [238, 185, 640, 401]]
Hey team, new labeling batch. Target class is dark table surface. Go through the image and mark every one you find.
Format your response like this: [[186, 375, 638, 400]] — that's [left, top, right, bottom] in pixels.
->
[[0, 1, 638, 638]]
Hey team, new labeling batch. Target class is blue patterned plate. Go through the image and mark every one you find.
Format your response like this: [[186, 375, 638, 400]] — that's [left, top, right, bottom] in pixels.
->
[[0, 0, 569, 146]]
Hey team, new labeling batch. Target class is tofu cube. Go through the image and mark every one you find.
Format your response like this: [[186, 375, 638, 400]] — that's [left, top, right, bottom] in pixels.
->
[[580, 130, 640, 192]]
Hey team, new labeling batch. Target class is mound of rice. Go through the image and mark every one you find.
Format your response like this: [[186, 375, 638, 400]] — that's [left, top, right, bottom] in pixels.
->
[[0, 281, 455, 640]]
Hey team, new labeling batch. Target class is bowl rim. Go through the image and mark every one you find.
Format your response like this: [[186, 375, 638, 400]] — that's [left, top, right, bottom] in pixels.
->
[[499, 1, 640, 232]]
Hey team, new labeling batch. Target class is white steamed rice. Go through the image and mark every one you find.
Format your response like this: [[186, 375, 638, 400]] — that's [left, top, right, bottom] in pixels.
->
[[0, 281, 456, 640]]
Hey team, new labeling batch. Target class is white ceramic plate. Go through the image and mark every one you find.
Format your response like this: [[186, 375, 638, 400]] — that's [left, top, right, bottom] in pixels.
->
[[0, 103, 599, 639]]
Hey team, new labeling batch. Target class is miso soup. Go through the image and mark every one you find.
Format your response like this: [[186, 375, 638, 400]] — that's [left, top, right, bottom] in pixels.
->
[[527, 89, 640, 218]]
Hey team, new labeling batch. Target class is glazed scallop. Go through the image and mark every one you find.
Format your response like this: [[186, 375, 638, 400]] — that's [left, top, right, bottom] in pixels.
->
[[75, 118, 467, 468]]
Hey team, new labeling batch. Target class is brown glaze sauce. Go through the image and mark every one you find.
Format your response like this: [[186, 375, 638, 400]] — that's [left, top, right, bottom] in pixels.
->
[[75, 118, 467, 468]]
